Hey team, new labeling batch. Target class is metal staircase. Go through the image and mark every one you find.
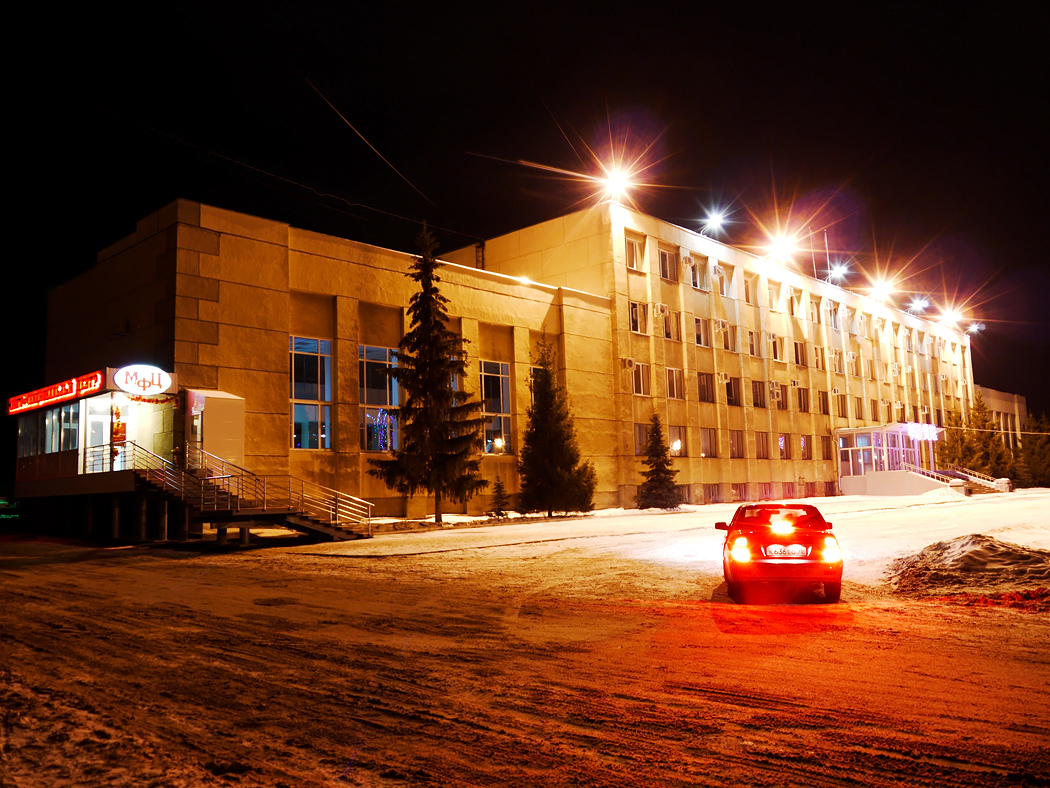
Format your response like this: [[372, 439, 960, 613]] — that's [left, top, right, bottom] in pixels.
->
[[84, 443, 373, 540], [943, 463, 1007, 494]]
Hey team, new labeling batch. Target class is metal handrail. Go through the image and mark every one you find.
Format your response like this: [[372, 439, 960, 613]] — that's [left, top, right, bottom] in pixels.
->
[[87, 442, 373, 536], [945, 463, 998, 486], [901, 462, 954, 485]]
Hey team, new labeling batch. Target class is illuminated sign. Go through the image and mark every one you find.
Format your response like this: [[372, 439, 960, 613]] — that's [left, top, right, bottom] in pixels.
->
[[8, 371, 104, 415], [905, 422, 941, 442], [112, 365, 173, 396]]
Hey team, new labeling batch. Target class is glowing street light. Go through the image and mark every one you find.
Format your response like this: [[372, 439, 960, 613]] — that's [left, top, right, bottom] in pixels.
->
[[966, 322, 985, 334], [700, 211, 724, 236], [828, 263, 848, 282], [941, 309, 963, 325], [603, 169, 630, 201], [908, 297, 929, 313], [767, 234, 796, 263], [870, 280, 894, 301]]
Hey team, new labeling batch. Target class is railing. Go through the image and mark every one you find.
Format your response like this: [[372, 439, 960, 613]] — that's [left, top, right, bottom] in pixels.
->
[[186, 445, 254, 479], [901, 462, 955, 485], [86, 442, 373, 536], [945, 463, 998, 486]]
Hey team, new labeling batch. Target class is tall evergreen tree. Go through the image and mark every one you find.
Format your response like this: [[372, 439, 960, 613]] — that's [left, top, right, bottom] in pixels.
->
[[518, 334, 597, 517], [367, 225, 488, 523], [937, 407, 973, 469], [635, 411, 683, 509], [966, 389, 1014, 478], [1018, 412, 1050, 487]]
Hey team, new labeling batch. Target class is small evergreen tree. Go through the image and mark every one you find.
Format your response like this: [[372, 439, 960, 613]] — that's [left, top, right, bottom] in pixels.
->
[[518, 334, 597, 517], [1018, 412, 1050, 487], [367, 225, 488, 523], [489, 475, 512, 519], [635, 411, 683, 509]]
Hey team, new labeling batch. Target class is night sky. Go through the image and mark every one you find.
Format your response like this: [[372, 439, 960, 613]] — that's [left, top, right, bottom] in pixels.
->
[[6, 3, 1048, 488]]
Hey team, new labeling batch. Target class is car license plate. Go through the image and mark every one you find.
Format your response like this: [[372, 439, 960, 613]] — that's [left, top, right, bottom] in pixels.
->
[[766, 544, 807, 557]]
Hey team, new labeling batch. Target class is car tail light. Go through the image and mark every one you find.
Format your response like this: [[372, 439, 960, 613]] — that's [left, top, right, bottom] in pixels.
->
[[730, 537, 751, 563], [822, 536, 842, 563]]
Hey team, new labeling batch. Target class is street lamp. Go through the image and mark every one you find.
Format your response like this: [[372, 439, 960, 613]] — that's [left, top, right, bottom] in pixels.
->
[[700, 211, 724, 237]]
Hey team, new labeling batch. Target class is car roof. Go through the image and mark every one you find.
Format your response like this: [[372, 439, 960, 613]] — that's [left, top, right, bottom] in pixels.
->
[[731, 503, 826, 525]]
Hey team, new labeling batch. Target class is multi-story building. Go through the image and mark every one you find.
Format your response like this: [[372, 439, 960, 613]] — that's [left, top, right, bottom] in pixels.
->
[[10, 198, 978, 534]]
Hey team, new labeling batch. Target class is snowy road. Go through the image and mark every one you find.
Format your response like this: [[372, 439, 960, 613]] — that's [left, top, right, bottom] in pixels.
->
[[1, 489, 1047, 786]]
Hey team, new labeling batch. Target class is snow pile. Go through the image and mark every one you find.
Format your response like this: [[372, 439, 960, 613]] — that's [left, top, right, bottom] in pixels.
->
[[887, 534, 1050, 595]]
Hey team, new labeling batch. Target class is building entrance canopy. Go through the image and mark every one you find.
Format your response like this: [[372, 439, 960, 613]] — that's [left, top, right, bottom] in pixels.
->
[[834, 422, 943, 480]]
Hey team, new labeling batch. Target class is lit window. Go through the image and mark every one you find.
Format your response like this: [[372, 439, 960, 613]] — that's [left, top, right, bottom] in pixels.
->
[[481, 360, 511, 453], [359, 345, 399, 452], [291, 336, 332, 449], [669, 425, 687, 457]]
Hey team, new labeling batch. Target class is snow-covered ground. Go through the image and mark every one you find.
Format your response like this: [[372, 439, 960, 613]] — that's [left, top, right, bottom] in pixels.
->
[[328, 487, 1050, 587]]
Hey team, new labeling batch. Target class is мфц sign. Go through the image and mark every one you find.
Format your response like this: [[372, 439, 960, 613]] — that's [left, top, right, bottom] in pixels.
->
[[113, 365, 174, 396]]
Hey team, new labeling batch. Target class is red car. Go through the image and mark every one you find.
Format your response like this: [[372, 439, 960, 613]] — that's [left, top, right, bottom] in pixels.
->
[[716, 503, 843, 603]]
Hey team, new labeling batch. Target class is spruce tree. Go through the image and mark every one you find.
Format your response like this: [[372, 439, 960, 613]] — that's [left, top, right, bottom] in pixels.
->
[[490, 475, 511, 519], [367, 225, 488, 523], [966, 389, 1013, 478], [518, 334, 597, 517], [1018, 412, 1050, 487], [635, 411, 683, 509], [937, 407, 972, 470]]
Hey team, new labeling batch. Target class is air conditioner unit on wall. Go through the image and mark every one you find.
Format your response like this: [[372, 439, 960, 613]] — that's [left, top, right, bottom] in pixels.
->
[[768, 332, 778, 341], [715, 319, 729, 331], [654, 304, 668, 316], [845, 352, 857, 362], [713, 265, 725, 277], [905, 365, 913, 374], [770, 389, 782, 401], [891, 363, 901, 375], [895, 401, 903, 408], [831, 387, 841, 396], [682, 256, 694, 269], [921, 405, 930, 414], [939, 373, 948, 381], [717, 372, 730, 383], [622, 358, 636, 370], [880, 399, 891, 406], [791, 379, 801, 388], [769, 381, 782, 392]]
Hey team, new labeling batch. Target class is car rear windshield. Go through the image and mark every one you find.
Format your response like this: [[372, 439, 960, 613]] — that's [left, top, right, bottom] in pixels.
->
[[734, 506, 826, 528]]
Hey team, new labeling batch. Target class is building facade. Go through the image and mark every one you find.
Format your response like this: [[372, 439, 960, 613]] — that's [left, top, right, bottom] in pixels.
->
[[14, 198, 978, 520]]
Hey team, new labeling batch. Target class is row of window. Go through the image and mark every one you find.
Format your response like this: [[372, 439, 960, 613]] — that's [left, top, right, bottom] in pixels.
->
[[16, 403, 80, 458], [294, 335, 950, 453], [634, 368, 945, 424], [291, 337, 516, 454], [624, 236, 965, 359], [633, 423, 833, 461]]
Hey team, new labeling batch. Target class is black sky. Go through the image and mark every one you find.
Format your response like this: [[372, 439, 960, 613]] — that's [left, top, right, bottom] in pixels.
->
[[6, 2, 1048, 486]]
